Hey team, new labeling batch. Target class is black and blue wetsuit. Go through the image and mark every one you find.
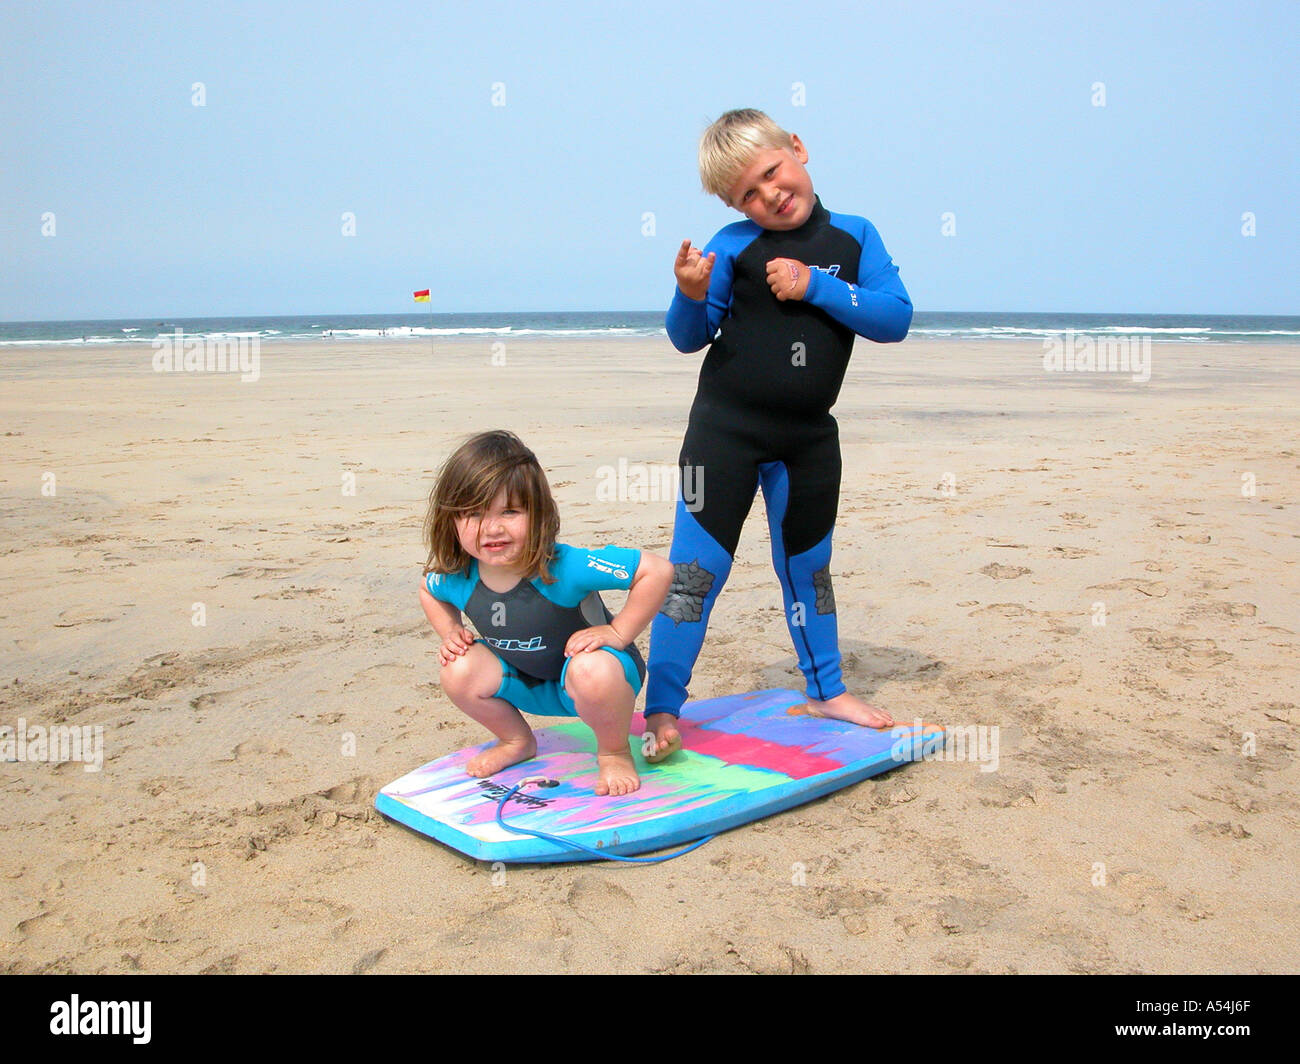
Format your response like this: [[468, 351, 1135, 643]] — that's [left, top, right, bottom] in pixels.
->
[[646, 196, 911, 716]]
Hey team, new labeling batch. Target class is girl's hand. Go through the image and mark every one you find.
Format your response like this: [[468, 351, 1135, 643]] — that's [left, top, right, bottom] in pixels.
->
[[439, 626, 476, 667], [674, 239, 715, 301], [565, 624, 627, 656], [765, 257, 810, 301]]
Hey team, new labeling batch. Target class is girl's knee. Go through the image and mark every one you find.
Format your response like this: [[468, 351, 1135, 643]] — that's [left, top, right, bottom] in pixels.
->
[[440, 646, 500, 698], [564, 650, 627, 701]]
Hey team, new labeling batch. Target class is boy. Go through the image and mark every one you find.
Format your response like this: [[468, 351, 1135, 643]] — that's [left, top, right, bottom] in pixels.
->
[[643, 108, 912, 759]]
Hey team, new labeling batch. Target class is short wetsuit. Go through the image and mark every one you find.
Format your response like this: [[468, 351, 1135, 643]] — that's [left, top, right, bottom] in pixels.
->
[[646, 196, 911, 716], [426, 543, 646, 717]]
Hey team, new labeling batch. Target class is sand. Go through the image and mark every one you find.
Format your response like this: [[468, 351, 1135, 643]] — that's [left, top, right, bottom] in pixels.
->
[[1, 336, 1296, 974]]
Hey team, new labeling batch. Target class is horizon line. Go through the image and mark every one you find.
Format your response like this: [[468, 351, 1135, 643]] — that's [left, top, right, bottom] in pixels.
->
[[4, 308, 1300, 326]]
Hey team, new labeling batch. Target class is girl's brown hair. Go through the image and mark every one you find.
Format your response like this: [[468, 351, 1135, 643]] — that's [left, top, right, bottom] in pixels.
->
[[422, 430, 561, 583]]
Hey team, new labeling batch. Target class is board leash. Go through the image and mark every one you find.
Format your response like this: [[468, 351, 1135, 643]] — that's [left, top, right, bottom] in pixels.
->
[[494, 776, 716, 864]]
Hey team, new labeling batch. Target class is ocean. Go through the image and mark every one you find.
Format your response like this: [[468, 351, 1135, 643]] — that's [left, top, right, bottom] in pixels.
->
[[1, 311, 1298, 347]]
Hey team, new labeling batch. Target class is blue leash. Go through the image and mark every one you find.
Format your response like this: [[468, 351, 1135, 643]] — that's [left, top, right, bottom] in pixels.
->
[[494, 776, 715, 864]]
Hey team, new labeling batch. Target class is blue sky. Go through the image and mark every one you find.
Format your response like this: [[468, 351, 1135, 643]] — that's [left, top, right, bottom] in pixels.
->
[[2, 0, 1297, 319]]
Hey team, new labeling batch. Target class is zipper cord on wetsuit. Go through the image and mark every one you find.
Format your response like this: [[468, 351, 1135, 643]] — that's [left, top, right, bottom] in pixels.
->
[[493, 776, 715, 864]]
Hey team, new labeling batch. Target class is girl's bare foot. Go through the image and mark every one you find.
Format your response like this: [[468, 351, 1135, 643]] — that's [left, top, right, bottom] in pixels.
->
[[465, 735, 537, 777], [642, 712, 683, 763], [805, 693, 894, 729], [595, 748, 640, 796]]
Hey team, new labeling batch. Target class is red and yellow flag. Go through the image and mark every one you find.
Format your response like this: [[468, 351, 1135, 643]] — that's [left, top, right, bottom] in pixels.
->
[[413, 289, 430, 302]]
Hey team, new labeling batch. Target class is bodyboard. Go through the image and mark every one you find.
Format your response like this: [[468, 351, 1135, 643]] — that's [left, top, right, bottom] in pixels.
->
[[375, 687, 944, 863]]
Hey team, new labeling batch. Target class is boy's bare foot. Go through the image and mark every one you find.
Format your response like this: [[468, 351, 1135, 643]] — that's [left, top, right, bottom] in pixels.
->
[[594, 748, 641, 796], [805, 693, 894, 729], [642, 712, 683, 763], [465, 735, 537, 777]]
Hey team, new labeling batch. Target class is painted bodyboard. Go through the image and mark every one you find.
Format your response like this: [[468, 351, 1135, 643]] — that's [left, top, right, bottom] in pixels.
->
[[375, 687, 944, 863]]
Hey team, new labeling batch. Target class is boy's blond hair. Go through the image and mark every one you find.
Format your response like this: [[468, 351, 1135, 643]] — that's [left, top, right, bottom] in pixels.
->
[[698, 108, 795, 202]]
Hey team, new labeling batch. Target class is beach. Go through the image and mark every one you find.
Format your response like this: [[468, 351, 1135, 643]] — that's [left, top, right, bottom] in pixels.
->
[[1, 335, 1296, 974]]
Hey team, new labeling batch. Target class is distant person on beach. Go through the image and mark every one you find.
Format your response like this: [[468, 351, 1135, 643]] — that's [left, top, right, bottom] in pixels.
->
[[419, 430, 674, 796], [644, 108, 913, 753]]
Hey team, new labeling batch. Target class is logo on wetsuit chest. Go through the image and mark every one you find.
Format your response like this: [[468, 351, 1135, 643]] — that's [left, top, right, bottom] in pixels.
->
[[481, 634, 547, 653]]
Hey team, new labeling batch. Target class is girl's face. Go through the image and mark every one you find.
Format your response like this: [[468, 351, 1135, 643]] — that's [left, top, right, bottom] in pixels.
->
[[455, 487, 531, 574]]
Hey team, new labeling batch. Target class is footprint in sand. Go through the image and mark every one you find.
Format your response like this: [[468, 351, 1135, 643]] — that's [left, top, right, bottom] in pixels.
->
[[253, 586, 329, 600], [934, 948, 977, 970], [233, 782, 379, 859], [343, 664, 414, 688], [1190, 601, 1258, 620], [1051, 545, 1096, 559], [1192, 787, 1262, 815], [1038, 610, 1081, 635], [190, 691, 236, 710], [724, 937, 811, 975], [277, 897, 352, 924], [1098, 870, 1197, 918], [567, 874, 635, 921], [1190, 820, 1252, 839], [1131, 630, 1231, 669], [980, 563, 1030, 580], [370, 621, 426, 638], [799, 884, 883, 930], [223, 565, 293, 579], [320, 776, 373, 804], [894, 908, 948, 938], [973, 775, 1036, 808], [1090, 578, 1168, 598], [1039, 919, 1117, 974], [351, 948, 387, 975], [53, 606, 121, 627], [228, 739, 292, 761], [979, 602, 1029, 617]]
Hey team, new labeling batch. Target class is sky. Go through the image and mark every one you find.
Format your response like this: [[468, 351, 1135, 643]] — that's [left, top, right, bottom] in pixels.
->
[[2, 0, 1297, 320]]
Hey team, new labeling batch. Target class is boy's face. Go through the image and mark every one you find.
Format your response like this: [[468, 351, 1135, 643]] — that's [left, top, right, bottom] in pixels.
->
[[724, 134, 815, 230]]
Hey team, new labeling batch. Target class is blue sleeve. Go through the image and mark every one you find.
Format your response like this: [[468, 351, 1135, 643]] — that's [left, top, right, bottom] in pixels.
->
[[424, 568, 474, 611], [805, 215, 912, 343], [545, 544, 642, 604], [664, 222, 758, 353]]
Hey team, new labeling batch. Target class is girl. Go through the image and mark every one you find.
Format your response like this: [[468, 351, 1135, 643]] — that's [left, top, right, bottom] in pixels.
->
[[419, 430, 676, 797]]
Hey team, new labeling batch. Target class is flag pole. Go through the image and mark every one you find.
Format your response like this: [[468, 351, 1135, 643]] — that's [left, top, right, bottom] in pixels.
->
[[413, 287, 433, 355]]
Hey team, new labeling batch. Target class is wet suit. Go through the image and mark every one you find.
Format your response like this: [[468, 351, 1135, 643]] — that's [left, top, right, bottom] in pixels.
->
[[646, 196, 911, 716], [427, 544, 645, 717]]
